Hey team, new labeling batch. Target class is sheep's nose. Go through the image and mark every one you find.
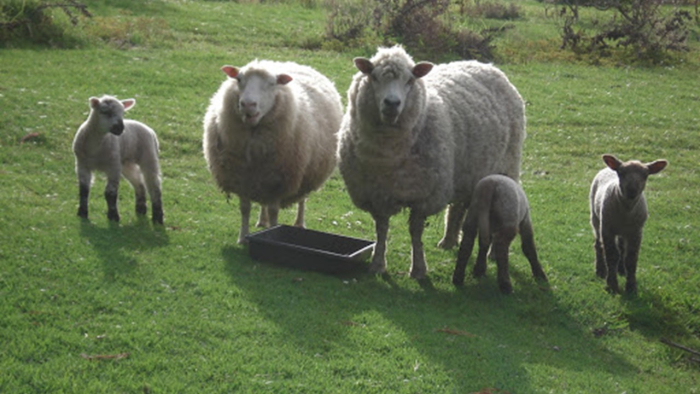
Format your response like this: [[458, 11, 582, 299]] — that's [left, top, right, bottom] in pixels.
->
[[384, 97, 401, 109], [110, 120, 124, 136], [240, 99, 257, 112]]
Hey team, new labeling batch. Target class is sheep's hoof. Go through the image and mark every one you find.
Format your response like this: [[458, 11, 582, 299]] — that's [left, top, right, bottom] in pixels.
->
[[409, 268, 427, 280], [499, 281, 513, 295], [452, 272, 465, 287], [367, 262, 386, 275], [107, 212, 120, 222], [77, 209, 88, 219], [237, 236, 249, 245], [625, 281, 638, 295]]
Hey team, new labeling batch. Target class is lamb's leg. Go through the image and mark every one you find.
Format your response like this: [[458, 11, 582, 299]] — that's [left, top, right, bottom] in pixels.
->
[[603, 231, 621, 293], [494, 229, 516, 294], [104, 172, 120, 222], [623, 235, 642, 294], [453, 211, 478, 286], [77, 167, 92, 219], [293, 199, 306, 228], [520, 217, 547, 281], [616, 238, 627, 276], [438, 202, 466, 249], [592, 214, 606, 278], [238, 197, 252, 245], [472, 217, 491, 278], [122, 163, 148, 217], [139, 164, 163, 225], [267, 205, 279, 227], [369, 214, 389, 275], [409, 210, 428, 279]]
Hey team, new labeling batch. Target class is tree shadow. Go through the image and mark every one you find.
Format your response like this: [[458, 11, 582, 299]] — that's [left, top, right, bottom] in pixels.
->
[[221, 245, 638, 393], [79, 217, 169, 282]]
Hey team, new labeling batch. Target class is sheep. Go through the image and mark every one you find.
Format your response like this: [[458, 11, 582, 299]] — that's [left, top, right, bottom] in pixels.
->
[[452, 175, 547, 294], [72, 95, 163, 224], [337, 45, 525, 278], [203, 60, 342, 244], [590, 154, 668, 294]]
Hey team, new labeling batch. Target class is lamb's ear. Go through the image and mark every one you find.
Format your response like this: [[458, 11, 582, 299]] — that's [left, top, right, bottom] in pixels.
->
[[221, 66, 239, 79], [647, 159, 668, 175], [89, 97, 101, 109], [602, 154, 622, 171], [412, 62, 433, 79], [354, 58, 374, 75], [122, 99, 136, 111], [277, 74, 293, 85]]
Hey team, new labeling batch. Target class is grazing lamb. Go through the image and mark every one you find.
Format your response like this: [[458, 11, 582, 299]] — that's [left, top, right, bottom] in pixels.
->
[[337, 45, 525, 278], [452, 175, 547, 294], [590, 154, 668, 294], [73, 95, 163, 224], [203, 60, 342, 244]]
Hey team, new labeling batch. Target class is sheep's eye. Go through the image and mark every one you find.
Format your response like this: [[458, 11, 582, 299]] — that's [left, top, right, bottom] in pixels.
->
[[407, 77, 415, 86], [370, 74, 378, 82]]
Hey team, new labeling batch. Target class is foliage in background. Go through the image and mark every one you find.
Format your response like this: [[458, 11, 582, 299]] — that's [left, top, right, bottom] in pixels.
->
[[0, 0, 90, 46], [558, 0, 694, 63], [324, 0, 506, 61]]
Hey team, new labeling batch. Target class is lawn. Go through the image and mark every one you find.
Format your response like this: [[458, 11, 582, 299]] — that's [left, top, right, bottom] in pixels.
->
[[1, 1, 699, 393]]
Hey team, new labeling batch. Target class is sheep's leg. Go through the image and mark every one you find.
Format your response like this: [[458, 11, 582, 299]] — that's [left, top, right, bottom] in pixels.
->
[[369, 214, 389, 275], [104, 172, 120, 222], [122, 163, 148, 217], [238, 197, 252, 245], [293, 199, 305, 228], [494, 229, 516, 294], [520, 217, 547, 281], [592, 214, 606, 278], [255, 206, 269, 228], [77, 167, 92, 219], [453, 211, 478, 286], [472, 214, 491, 278], [438, 202, 466, 249], [623, 236, 641, 294], [409, 210, 428, 279], [267, 204, 280, 227], [602, 232, 621, 293]]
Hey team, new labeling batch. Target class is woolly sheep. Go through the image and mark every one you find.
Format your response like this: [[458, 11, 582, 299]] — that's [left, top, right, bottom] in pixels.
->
[[337, 46, 525, 278], [203, 60, 342, 244], [73, 95, 163, 224], [590, 154, 668, 294], [452, 175, 547, 294]]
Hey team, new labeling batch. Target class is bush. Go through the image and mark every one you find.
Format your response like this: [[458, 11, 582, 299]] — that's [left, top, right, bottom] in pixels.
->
[[324, 0, 503, 61], [559, 0, 693, 63], [460, 0, 521, 20], [0, 0, 90, 47]]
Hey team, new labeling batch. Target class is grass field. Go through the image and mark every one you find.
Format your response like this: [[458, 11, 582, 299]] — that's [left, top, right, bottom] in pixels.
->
[[1, 1, 699, 392]]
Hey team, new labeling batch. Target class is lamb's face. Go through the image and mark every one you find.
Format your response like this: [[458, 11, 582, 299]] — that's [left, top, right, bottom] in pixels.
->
[[225, 67, 292, 127], [90, 96, 135, 136], [354, 57, 433, 125], [602, 155, 668, 201]]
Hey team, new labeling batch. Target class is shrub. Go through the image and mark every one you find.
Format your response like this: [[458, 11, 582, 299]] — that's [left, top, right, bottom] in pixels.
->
[[460, 0, 521, 20], [0, 0, 90, 47]]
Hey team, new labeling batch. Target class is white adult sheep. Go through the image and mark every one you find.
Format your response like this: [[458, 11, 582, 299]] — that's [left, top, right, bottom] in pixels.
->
[[590, 154, 668, 294], [338, 45, 525, 278], [72, 95, 163, 224], [452, 174, 547, 294], [203, 60, 343, 244]]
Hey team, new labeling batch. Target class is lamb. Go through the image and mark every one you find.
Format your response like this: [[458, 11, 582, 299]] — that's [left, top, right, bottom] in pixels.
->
[[590, 154, 668, 294], [203, 60, 343, 244], [337, 45, 525, 278], [452, 175, 547, 294], [72, 95, 163, 224]]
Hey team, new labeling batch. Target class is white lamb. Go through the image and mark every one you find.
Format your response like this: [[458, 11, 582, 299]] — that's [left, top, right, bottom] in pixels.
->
[[452, 175, 547, 294], [72, 95, 163, 224], [590, 154, 668, 294], [203, 60, 342, 244], [338, 45, 525, 278]]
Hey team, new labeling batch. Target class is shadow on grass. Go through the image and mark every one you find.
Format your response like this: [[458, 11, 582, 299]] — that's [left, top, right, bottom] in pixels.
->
[[221, 245, 638, 392], [79, 217, 169, 281]]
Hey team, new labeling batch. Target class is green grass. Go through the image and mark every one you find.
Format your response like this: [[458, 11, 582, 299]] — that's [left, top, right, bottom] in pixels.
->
[[1, 1, 700, 392]]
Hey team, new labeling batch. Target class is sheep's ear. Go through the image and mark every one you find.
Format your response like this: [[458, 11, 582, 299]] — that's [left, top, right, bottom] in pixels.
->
[[412, 62, 433, 79], [221, 66, 239, 79], [602, 154, 622, 171], [277, 74, 293, 85], [89, 97, 101, 109], [647, 159, 668, 175], [354, 58, 374, 75], [122, 99, 136, 111]]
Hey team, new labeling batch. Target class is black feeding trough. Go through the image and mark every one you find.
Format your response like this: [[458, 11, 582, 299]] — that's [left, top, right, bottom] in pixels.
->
[[245, 225, 375, 275]]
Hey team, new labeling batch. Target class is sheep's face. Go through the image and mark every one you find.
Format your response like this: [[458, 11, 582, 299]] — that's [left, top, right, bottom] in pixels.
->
[[354, 58, 433, 125], [222, 66, 292, 127], [603, 155, 668, 200], [90, 96, 135, 136]]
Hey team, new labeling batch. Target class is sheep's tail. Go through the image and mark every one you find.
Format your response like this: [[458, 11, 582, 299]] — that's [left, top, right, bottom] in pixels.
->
[[472, 182, 496, 246]]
